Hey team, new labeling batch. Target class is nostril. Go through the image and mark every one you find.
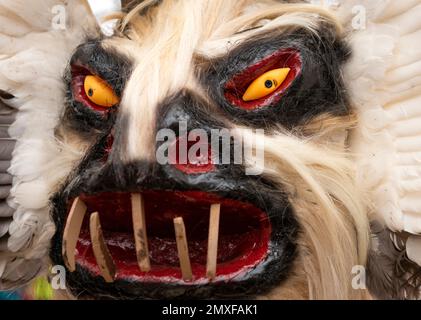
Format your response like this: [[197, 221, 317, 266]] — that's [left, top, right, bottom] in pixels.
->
[[169, 136, 215, 174]]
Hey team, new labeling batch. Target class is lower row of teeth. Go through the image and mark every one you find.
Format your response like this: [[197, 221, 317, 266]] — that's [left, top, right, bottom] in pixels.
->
[[62, 194, 221, 283]]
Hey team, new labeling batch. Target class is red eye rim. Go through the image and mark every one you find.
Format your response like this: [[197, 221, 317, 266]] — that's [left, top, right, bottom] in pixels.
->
[[71, 65, 117, 112], [224, 48, 302, 110]]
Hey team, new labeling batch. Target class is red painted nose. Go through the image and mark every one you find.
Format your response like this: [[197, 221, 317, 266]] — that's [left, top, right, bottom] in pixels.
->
[[170, 136, 215, 174]]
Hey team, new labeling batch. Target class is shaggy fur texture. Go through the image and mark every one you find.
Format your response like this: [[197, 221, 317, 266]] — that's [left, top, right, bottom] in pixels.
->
[[0, 0, 420, 300], [1, 0, 370, 299], [52, 0, 369, 299]]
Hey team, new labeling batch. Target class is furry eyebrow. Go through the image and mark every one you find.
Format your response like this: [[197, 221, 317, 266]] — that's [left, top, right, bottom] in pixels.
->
[[70, 40, 133, 96]]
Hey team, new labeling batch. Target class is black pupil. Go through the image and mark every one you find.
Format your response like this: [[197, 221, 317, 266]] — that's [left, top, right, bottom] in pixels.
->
[[88, 88, 94, 97], [265, 80, 273, 88]]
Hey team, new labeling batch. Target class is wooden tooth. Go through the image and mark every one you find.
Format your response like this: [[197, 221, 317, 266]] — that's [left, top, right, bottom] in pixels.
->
[[131, 193, 151, 272], [173, 217, 193, 281], [90, 212, 116, 283], [206, 203, 221, 280], [62, 197, 87, 272]]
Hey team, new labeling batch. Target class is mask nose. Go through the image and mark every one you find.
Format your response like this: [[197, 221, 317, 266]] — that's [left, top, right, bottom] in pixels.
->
[[155, 92, 222, 175], [167, 134, 215, 174]]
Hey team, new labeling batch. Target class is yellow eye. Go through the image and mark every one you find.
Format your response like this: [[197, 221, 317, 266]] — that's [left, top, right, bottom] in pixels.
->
[[84, 75, 119, 108], [242, 68, 290, 102]]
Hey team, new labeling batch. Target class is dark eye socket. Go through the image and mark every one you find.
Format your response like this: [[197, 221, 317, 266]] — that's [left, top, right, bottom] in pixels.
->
[[62, 40, 133, 133], [224, 48, 302, 110]]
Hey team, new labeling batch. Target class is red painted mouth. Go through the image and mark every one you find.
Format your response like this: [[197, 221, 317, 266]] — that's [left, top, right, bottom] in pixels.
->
[[71, 191, 271, 284]]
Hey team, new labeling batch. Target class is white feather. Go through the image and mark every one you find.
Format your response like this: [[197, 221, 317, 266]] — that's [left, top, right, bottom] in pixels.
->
[[407, 236, 421, 265], [0, 0, 98, 289], [344, 0, 421, 265]]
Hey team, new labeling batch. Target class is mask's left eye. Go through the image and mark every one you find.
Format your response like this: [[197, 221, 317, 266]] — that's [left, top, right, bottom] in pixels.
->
[[242, 68, 290, 102], [83, 75, 119, 108]]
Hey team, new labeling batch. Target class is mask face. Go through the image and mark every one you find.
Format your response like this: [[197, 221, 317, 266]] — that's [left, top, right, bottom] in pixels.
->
[[3, 0, 421, 301], [47, 0, 366, 300], [1, 0, 377, 300]]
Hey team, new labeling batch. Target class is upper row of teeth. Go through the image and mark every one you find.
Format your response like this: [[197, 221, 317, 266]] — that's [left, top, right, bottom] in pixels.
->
[[62, 194, 221, 283]]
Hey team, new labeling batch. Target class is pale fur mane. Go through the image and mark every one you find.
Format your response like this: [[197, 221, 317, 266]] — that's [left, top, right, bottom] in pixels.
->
[[248, 128, 370, 299]]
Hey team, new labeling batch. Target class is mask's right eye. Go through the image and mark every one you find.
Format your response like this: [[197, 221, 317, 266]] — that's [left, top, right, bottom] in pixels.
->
[[71, 66, 120, 112]]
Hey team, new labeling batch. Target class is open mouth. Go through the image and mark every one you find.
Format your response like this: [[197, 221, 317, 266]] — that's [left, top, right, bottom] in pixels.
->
[[62, 190, 271, 284]]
